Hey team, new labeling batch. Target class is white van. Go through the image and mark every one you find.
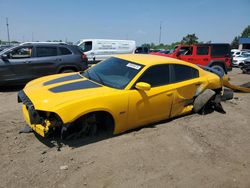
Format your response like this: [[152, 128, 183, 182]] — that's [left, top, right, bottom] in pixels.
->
[[77, 39, 136, 63]]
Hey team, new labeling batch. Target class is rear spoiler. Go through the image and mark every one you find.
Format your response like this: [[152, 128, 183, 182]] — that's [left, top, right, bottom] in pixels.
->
[[198, 65, 224, 78]]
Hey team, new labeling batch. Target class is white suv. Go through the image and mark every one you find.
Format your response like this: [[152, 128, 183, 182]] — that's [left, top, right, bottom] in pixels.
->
[[232, 52, 250, 67]]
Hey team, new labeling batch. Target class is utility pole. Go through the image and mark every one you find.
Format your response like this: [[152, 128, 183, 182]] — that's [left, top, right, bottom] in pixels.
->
[[32, 32, 34, 42], [6, 17, 10, 45], [158, 21, 162, 44]]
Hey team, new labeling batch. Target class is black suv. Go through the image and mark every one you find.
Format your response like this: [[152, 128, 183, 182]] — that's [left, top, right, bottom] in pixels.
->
[[0, 42, 88, 86]]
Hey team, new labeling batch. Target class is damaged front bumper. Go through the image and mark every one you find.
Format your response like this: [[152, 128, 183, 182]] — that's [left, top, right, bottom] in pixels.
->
[[18, 90, 56, 137]]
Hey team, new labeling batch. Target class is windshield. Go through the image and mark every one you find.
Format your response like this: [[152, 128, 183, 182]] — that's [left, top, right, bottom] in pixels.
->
[[82, 57, 144, 89], [0, 46, 16, 55]]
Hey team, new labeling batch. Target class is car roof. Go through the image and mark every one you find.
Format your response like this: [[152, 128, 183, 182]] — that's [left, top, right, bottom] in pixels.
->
[[114, 54, 194, 67]]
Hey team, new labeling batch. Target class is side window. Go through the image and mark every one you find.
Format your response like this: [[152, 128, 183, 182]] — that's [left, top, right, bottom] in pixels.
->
[[79, 41, 92, 52], [137, 65, 170, 87], [179, 47, 193, 55], [197, 46, 209, 55], [171, 64, 199, 83], [36, 47, 57, 57], [59, 47, 72, 55], [211, 45, 230, 57], [8, 46, 33, 59]]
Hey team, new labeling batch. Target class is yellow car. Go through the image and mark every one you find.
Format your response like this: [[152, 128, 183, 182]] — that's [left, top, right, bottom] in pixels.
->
[[18, 54, 223, 139]]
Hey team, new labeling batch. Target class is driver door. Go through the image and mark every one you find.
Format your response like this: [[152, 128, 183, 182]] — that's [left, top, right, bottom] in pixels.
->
[[127, 64, 174, 129]]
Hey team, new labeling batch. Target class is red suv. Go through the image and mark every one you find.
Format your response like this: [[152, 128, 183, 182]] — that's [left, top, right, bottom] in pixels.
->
[[152, 44, 232, 74]]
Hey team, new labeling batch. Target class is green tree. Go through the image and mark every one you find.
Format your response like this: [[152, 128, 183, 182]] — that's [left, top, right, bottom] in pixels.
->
[[241, 25, 250, 37], [231, 36, 239, 49], [181, 34, 199, 45]]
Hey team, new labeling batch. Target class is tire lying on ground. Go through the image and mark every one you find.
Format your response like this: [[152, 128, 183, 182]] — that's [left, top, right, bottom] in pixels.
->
[[193, 89, 216, 113], [221, 88, 234, 101]]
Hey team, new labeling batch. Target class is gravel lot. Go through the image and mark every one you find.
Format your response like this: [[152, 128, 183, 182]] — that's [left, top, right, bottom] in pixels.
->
[[0, 68, 249, 188]]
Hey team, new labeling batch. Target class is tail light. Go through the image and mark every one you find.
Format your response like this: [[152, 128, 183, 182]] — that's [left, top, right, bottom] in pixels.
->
[[81, 53, 87, 61]]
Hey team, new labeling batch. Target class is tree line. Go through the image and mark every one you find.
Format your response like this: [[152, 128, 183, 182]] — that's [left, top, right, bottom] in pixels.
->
[[143, 25, 250, 50]]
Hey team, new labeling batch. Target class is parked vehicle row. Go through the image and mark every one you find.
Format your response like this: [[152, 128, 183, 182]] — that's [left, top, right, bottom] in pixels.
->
[[231, 49, 250, 57], [0, 42, 88, 86], [0, 40, 236, 87], [232, 53, 250, 67]]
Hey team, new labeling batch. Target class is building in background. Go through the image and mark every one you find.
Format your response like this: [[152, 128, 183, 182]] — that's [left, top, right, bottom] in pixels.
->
[[239, 37, 250, 50]]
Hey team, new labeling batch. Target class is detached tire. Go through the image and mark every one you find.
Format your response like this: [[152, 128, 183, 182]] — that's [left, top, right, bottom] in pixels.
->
[[193, 89, 216, 113]]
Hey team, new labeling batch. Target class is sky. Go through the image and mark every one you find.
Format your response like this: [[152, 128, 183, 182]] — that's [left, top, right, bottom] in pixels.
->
[[0, 0, 249, 45]]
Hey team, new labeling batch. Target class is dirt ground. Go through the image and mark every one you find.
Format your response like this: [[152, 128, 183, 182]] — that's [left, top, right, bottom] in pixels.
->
[[0, 68, 249, 188]]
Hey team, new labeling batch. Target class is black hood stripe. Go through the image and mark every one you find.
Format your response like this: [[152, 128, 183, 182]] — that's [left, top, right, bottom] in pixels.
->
[[44, 74, 82, 86], [49, 80, 101, 93]]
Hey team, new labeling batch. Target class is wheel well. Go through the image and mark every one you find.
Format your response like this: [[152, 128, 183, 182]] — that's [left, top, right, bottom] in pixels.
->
[[76, 111, 115, 134], [209, 62, 227, 73], [59, 66, 78, 73]]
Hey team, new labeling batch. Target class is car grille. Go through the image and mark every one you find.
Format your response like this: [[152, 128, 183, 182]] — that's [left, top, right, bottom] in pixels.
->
[[18, 90, 33, 107], [18, 90, 44, 124]]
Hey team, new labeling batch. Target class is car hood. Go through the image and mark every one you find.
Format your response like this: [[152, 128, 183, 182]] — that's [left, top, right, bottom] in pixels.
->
[[22, 73, 118, 110]]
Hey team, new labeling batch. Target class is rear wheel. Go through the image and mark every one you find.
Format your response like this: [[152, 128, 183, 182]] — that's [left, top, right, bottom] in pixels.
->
[[239, 63, 244, 68]]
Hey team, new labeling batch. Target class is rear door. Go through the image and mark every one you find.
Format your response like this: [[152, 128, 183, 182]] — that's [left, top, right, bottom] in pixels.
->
[[169, 64, 203, 117], [193, 45, 211, 66], [30, 45, 59, 78]]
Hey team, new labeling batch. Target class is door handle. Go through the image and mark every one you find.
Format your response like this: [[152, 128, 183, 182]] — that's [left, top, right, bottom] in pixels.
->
[[57, 58, 62, 62], [195, 82, 202, 85], [166, 92, 173, 96], [24, 61, 31, 64], [188, 58, 193, 61], [203, 58, 208, 61]]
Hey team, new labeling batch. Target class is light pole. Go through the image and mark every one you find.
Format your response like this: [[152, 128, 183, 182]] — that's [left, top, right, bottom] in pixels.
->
[[159, 21, 162, 44], [6, 17, 10, 45]]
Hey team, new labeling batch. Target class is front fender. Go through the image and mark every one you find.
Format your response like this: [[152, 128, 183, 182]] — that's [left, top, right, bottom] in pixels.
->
[[53, 93, 129, 134]]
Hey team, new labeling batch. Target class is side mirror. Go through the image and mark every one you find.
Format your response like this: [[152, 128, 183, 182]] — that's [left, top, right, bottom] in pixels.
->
[[1, 54, 8, 61], [135, 82, 151, 91], [176, 51, 181, 57]]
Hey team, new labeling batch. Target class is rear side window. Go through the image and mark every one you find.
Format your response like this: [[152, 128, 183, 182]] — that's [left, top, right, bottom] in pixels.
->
[[36, 47, 57, 57], [171, 64, 199, 83], [59, 47, 72, 55], [197, 46, 209, 55], [137, 64, 170, 87], [211, 44, 230, 57]]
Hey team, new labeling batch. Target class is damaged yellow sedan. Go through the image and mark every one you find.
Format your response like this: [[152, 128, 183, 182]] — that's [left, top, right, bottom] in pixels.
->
[[18, 54, 223, 139]]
